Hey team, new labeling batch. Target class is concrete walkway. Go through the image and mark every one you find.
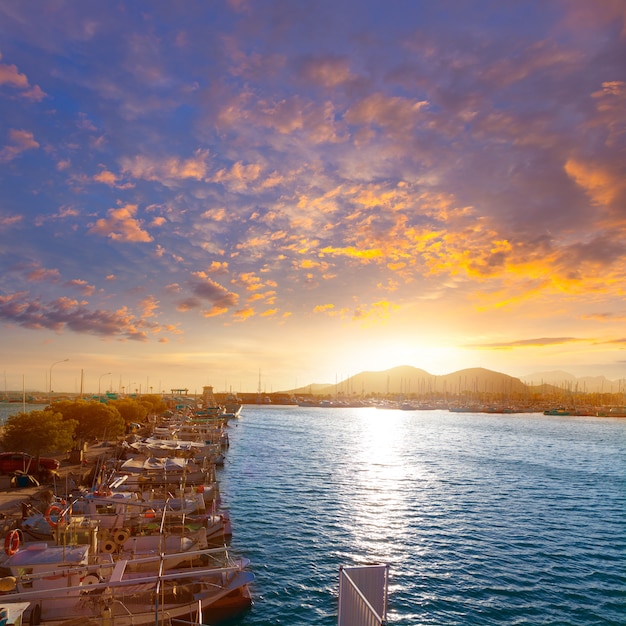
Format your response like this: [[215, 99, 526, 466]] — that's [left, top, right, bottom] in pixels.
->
[[0, 442, 115, 517]]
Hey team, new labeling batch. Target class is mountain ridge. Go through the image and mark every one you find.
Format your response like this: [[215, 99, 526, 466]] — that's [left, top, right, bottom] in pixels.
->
[[285, 366, 625, 395]]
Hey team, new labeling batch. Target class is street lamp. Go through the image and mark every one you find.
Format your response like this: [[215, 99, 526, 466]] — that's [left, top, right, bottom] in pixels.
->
[[49, 358, 69, 402], [98, 372, 111, 397]]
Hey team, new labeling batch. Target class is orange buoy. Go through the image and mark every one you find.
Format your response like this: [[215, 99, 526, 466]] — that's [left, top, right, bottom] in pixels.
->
[[4, 530, 20, 556], [45, 504, 64, 527]]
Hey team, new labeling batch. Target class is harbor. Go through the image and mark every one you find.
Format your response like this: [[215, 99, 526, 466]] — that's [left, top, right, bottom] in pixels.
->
[[0, 395, 625, 625], [0, 388, 253, 626]]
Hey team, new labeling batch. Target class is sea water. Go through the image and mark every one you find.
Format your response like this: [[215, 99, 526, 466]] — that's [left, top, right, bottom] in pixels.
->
[[219, 406, 626, 625], [2, 403, 624, 624], [0, 403, 49, 424]]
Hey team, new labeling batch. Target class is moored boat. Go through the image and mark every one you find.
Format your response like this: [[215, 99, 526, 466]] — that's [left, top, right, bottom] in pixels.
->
[[0, 542, 253, 626]]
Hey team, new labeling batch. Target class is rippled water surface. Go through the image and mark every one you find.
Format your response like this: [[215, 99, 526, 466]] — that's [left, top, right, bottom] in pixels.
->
[[219, 406, 625, 625]]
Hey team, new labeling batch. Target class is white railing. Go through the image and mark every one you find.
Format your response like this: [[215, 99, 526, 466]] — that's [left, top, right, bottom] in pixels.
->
[[338, 564, 389, 626]]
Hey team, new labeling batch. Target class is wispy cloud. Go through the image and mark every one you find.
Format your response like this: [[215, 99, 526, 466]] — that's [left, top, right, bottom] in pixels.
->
[[472, 338, 585, 349], [0, 129, 39, 162], [0, 54, 46, 101]]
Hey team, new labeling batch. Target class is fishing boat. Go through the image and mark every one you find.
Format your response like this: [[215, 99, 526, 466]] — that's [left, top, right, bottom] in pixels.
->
[[0, 542, 253, 626], [0, 601, 30, 626], [21, 490, 230, 548]]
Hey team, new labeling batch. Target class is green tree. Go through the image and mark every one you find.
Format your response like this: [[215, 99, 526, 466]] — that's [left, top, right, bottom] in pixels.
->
[[109, 398, 148, 426], [139, 394, 167, 416], [50, 399, 125, 441], [1, 410, 76, 458]]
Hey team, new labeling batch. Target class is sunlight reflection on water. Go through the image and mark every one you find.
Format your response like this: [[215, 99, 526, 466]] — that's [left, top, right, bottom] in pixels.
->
[[220, 406, 625, 625]]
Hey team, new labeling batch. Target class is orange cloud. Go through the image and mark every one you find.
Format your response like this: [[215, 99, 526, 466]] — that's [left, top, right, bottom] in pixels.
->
[[345, 93, 428, 135], [93, 168, 133, 189], [211, 161, 261, 192], [233, 272, 265, 291], [299, 56, 355, 88], [0, 129, 39, 162], [120, 149, 209, 187], [319, 245, 383, 261], [0, 214, 23, 228], [0, 54, 46, 101], [26, 267, 60, 283], [66, 279, 96, 296], [88, 203, 153, 242], [139, 296, 160, 318], [313, 304, 335, 313], [564, 158, 624, 208], [233, 307, 255, 321], [207, 261, 229, 273]]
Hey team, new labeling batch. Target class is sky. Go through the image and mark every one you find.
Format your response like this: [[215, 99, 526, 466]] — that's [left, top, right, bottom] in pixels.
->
[[1, 1, 626, 395]]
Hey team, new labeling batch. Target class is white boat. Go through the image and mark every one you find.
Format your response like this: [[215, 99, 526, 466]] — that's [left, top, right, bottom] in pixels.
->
[[21, 492, 229, 548], [0, 601, 30, 626], [117, 457, 209, 485], [0, 543, 253, 626]]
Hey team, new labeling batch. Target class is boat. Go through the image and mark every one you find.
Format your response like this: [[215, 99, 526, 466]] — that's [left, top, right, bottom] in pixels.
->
[[21, 489, 230, 548], [0, 601, 30, 626], [0, 542, 253, 626]]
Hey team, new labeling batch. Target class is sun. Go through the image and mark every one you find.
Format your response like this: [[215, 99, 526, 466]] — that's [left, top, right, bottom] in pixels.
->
[[339, 338, 465, 376]]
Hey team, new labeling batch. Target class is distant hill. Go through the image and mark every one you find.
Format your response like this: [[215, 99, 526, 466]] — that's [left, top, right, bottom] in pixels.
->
[[288, 365, 527, 396], [520, 371, 623, 393]]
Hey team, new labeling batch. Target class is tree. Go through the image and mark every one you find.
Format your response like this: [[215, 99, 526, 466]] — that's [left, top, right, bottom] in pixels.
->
[[1, 410, 76, 458], [50, 399, 125, 441], [139, 394, 167, 416], [109, 398, 148, 426]]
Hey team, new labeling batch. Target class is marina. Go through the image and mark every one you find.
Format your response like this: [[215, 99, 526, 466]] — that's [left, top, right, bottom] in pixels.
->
[[0, 395, 253, 626], [0, 401, 624, 624]]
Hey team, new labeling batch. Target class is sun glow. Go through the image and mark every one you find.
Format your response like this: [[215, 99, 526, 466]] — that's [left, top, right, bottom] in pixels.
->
[[341, 340, 466, 376]]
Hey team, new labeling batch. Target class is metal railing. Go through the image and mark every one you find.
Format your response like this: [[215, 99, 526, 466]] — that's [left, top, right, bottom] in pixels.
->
[[338, 564, 389, 626]]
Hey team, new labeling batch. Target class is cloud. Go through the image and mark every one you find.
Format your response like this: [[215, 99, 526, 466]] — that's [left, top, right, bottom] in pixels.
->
[[211, 161, 262, 192], [0, 54, 46, 101], [0, 291, 163, 341], [26, 266, 61, 283], [297, 56, 356, 88], [65, 279, 96, 296], [564, 158, 626, 211], [472, 337, 584, 349], [0, 214, 23, 228], [603, 337, 626, 345], [93, 168, 134, 189], [120, 149, 210, 187], [345, 93, 429, 137], [233, 307, 255, 321], [314, 304, 335, 314], [184, 272, 240, 317], [88, 204, 153, 242], [0, 129, 39, 162]]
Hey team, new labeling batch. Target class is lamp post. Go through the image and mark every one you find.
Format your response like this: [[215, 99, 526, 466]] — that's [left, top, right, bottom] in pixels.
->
[[49, 358, 69, 402], [98, 372, 111, 397]]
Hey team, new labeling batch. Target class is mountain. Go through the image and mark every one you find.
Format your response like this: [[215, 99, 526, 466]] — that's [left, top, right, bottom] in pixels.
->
[[288, 365, 526, 396], [520, 371, 624, 393]]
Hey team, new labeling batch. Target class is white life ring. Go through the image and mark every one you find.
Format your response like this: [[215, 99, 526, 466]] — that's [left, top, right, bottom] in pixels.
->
[[81, 574, 100, 586], [100, 539, 116, 554]]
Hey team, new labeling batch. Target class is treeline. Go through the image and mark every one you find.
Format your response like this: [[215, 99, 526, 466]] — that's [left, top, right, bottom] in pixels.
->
[[0, 395, 166, 459]]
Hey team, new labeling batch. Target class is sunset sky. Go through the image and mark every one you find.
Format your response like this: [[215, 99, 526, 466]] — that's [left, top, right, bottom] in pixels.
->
[[1, 1, 626, 395]]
